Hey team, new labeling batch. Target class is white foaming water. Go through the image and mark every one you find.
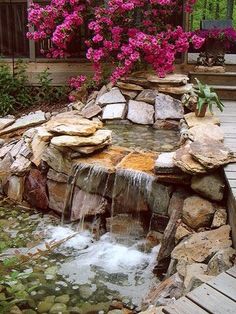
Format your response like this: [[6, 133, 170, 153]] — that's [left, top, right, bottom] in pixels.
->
[[44, 225, 160, 305]]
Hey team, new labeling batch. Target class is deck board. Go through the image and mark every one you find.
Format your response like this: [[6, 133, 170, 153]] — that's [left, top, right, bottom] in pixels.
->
[[186, 284, 236, 314], [207, 272, 236, 301], [163, 297, 208, 314]]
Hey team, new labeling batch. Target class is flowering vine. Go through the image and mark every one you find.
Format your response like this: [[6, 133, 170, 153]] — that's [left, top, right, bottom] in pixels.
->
[[27, 0, 203, 90]]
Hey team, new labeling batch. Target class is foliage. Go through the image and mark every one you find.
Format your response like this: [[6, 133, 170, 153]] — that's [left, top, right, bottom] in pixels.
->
[[0, 60, 33, 116], [193, 78, 224, 113], [193, 27, 236, 50], [0, 62, 69, 115], [27, 0, 203, 89]]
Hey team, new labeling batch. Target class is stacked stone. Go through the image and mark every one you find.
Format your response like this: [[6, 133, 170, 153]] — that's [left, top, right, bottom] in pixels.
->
[[80, 74, 191, 130]]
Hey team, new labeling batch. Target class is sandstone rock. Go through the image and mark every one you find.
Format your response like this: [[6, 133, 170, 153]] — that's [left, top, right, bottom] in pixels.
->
[[10, 155, 31, 175], [42, 145, 71, 175], [97, 87, 126, 106], [157, 84, 193, 95], [71, 187, 107, 221], [182, 195, 215, 229], [175, 223, 193, 244], [0, 111, 46, 135], [10, 139, 24, 158], [168, 188, 189, 217], [191, 173, 225, 201], [190, 139, 236, 169], [51, 129, 112, 147], [148, 181, 172, 215], [49, 123, 97, 136], [95, 85, 108, 103], [0, 117, 15, 130], [81, 104, 102, 119], [0, 142, 16, 158], [153, 120, 179, 130], [184, 112, 220, 128], [106, 214, 145, 238], [211, 207, 227, 228], [147, 74, 189, 85], [0, 138, 5, 147], [174, 143, 207, 174], [0, 154, 14, 188], [47, 168, 68, 183], [116, 81, 143, 91], [184, 263, 207, 289], [127, 100, 154, 125], [171, 225, 232, 264], [120, 89, 138, 99], [71, 140, 111, 155], [155, 172, 191, 185], [207, 247, 236, 276], [24, 169, 48, 210], [102, 103, 127, 120], [155, 94, 184, 120], [30, 134, 49, 167], [185, 274, 214, 293], [7, 175, 24, 202], [155, 152, 179, 174], [189, 124, 224, 142], [35, 127, 53, 141], [136, 89, 158, 104], [47, 180, 67, 213], [146, 230, 163, 247]]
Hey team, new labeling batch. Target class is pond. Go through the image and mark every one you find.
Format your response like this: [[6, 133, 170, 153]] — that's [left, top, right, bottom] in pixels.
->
[[0, 206, 160, 314], [104, 124, 180, 152]]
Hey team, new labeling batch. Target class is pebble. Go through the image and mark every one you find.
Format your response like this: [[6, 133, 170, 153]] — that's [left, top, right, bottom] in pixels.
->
[[49, 303, 67, 313]]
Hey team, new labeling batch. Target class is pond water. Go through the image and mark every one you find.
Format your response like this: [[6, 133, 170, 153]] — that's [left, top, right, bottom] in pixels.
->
[[104, 124, 180, 152], [0, 206, 159, 313]]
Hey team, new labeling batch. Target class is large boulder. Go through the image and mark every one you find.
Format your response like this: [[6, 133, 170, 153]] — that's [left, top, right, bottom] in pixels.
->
[[207, 247, 236, 276], [155, 94, 184, 120], [171, 225, 232, 264], [182, 195, 215, 229], [127, 100, 154, 124], [191, 173, 225, 201]]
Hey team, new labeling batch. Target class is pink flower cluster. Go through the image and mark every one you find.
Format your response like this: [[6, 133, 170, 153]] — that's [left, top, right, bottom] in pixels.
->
[[69, 75, 87, 90], [28, 0, 201, 89]]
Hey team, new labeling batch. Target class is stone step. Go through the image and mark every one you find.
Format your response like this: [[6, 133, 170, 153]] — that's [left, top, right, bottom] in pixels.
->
[[193, 83, 236, 101], [189, 71, 236, 86]]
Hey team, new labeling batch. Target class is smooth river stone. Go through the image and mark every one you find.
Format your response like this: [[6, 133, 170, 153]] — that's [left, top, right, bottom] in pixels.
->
[[127, 100, 154, 125], [51, 129, 112, 147], [49, 123, 97, 136]]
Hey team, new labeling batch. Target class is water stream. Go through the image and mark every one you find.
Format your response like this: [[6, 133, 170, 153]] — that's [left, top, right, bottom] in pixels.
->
[[0, 206, 160, 313]]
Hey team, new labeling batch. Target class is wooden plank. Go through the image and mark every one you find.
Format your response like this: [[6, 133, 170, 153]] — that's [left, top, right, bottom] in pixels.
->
[[163, 297, 208, 314], [207, 272, 236, 301], [187, 284, 236, 314], [226, 267, 236, 279], [224, 164, 236, 172], [225, 172, 236, 179], [228, 180, 236, 188]]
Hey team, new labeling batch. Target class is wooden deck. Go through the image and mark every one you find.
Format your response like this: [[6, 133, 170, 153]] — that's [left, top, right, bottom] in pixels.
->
[[162, 266, 236, 314], [215, 101, 236, 247]]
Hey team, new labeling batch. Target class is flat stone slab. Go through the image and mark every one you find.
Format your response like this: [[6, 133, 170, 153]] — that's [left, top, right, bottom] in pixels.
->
[[158, 84, 193, 95], [189, 123, 224, 142], [127, 100, 154, 125], [118, 151, 157, 174], [81, 104, 102, 119], [147, 74, 189, 85], [155, 94, 184, 120], [0, 111, 46, 135], [174, 143, 207, 174], [0, 117, 15, 130], [184, 112, 220, 128], [190, 139, 236, 169], [116, 81, 143, 91], [155, 152, 180, 174], [136, 89, 159, 105], [97, 87, 126, 106], [51, 129, 112, 147], [49, 123, 97, 136], [102, 103, 127, 120]]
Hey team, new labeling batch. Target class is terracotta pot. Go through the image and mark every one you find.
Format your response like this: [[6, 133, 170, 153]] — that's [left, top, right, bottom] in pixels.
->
[[195, 103, 208, 117]]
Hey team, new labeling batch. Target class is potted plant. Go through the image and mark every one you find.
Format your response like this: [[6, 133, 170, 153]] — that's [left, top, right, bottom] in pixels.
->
[[183, 79, 224, 117]]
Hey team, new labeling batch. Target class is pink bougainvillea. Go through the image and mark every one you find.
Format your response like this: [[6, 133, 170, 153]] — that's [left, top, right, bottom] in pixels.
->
[[28, 0, 202, 89]]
